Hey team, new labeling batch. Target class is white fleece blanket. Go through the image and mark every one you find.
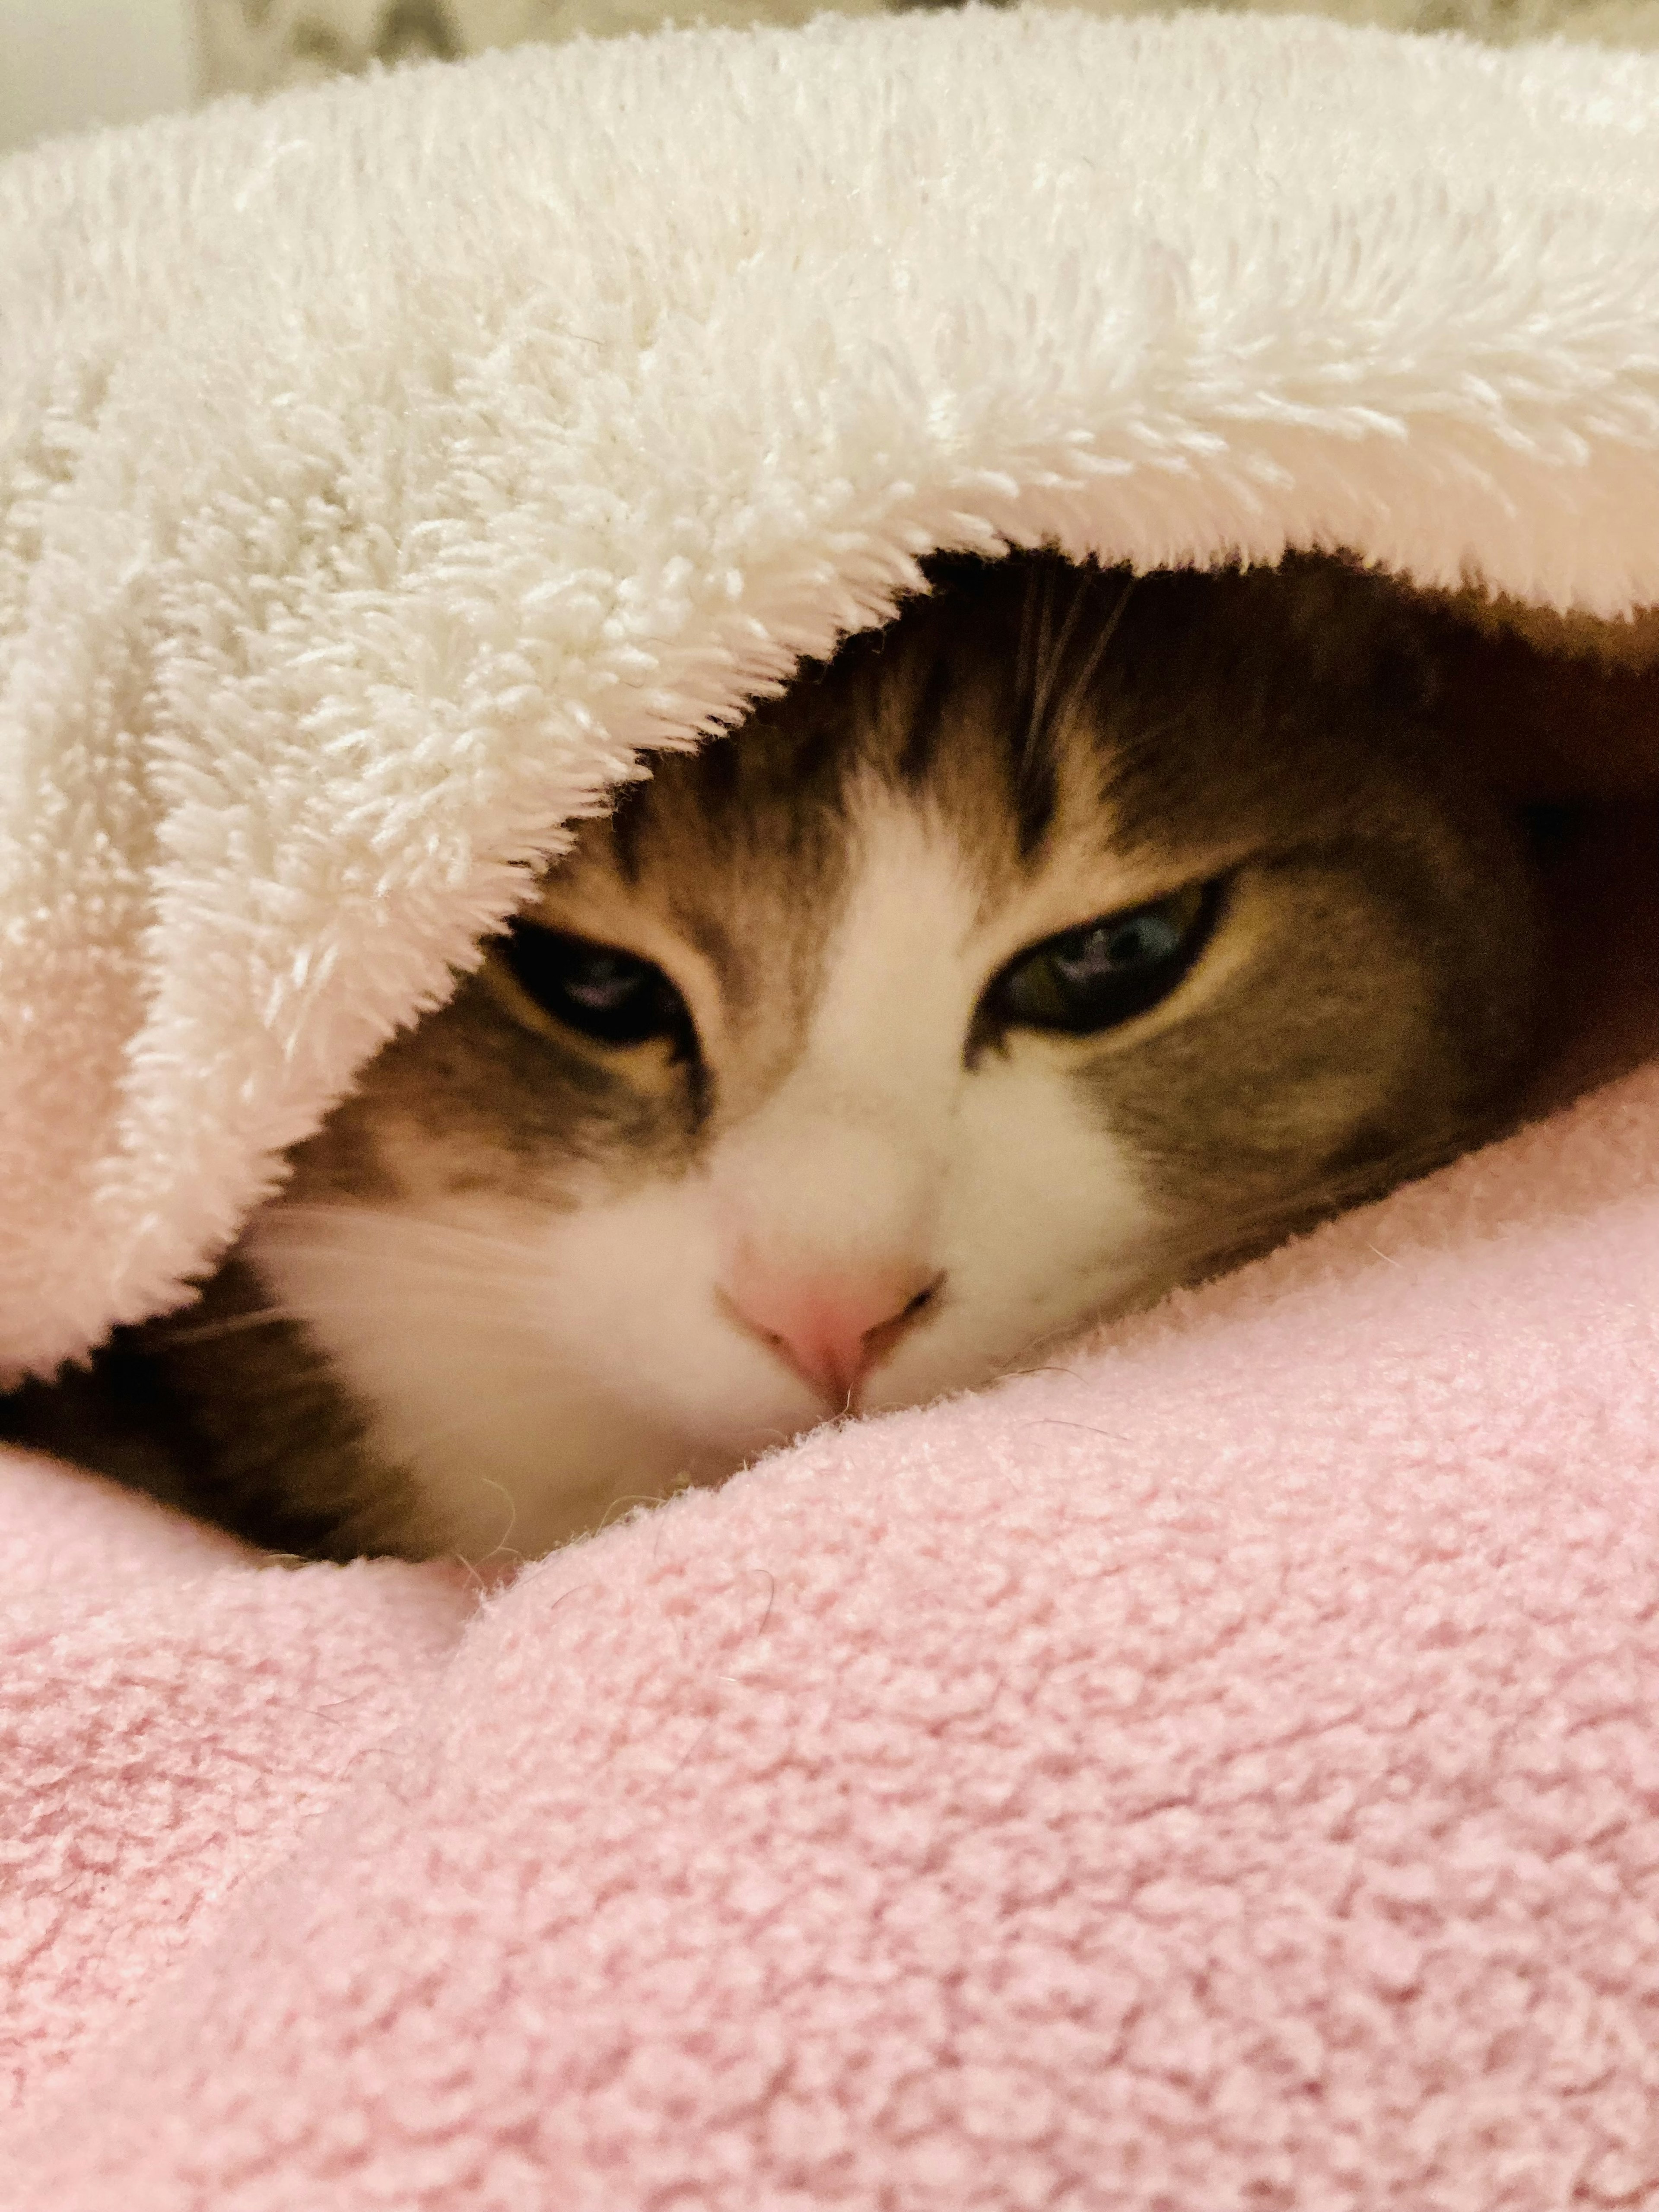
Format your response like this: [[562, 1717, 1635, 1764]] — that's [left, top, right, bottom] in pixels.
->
[[3, 3, 1659, 1379]]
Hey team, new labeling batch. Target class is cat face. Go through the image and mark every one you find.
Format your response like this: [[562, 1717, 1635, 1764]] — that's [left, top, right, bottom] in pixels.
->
[[167, 555, 1540, 1560]]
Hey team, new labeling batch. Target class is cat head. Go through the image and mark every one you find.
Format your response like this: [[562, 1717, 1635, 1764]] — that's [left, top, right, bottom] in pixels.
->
[[223, 553, 1538, 1558]]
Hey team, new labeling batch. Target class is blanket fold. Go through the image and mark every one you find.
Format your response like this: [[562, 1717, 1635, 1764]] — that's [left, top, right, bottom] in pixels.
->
[[4, 8, 1659, 2203]]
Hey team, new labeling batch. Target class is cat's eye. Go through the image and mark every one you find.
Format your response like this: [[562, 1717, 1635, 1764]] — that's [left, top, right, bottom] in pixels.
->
[[986, 882, 1217, 1036], [496, 921, 695, 1052]]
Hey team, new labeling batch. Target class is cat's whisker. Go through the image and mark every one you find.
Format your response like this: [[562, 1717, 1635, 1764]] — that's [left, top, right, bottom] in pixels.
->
[[1025, 562, 1093, 741], [1046, 572, 1138, 751], [245, 1260, 544, 1303], [157, 1305, 312, 1345], [464, 1474, 523, 1566], [168, 1289, 562, 1340], [257, 1207, 549, 1266], [244, 1227, 556, 1293], [595, 1488, 689, 1533]]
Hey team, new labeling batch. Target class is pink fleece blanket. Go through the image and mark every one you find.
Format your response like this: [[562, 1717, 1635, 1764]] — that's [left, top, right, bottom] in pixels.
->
[[5, 1031, 1659, 2206]]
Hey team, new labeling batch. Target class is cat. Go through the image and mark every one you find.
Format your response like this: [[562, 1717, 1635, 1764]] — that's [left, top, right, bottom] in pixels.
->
[[6, 552, 1542, 1561]]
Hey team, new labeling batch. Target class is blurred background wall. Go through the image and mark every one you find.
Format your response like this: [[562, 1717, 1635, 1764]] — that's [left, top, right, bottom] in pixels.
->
[[0, 0, 195, 152], [3, 0, 1653, 159], [194, 0, 887, 96], [0, 0, 885, 153]]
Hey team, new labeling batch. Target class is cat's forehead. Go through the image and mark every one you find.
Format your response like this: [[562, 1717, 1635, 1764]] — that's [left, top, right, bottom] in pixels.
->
[[529, 552, 1408, 1005], [540, 560, 1144, 938]]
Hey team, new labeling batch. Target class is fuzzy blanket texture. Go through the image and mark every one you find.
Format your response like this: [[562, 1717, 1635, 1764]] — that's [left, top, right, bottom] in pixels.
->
[[4, 7, 1659, 2204]]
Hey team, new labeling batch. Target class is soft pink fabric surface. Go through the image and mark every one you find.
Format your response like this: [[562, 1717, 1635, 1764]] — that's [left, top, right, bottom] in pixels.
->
[[3, 1055, 1659, 2206]]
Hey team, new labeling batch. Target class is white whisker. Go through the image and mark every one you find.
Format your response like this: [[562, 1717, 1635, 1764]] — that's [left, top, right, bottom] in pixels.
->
[[1050, 572, 1137, 746], [467, 1474, 523, 1566], [159, 1306, 310, 1345], [257, 1205, 549, 1266]]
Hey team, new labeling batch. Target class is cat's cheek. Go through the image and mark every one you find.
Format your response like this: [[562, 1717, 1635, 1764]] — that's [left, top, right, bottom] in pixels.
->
[[849, 1051, 1162, 1408], [245, 1186, 826, 1556]]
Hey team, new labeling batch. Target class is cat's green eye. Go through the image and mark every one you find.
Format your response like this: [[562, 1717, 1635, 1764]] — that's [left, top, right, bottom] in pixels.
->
[[497, 922, 695, 1052], [987, 882, 1217, 1036]]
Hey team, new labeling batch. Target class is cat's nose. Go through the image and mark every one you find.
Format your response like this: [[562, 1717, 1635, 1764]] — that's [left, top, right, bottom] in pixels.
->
[[719, 1259, 945, 1408]]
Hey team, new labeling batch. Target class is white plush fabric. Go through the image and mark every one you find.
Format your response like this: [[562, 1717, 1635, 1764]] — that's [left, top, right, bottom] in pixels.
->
[[3, 4, 1659, 1377]]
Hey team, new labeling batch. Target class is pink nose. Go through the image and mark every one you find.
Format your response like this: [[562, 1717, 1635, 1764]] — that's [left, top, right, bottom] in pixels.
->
[[721, 1259, 945, 1407]]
